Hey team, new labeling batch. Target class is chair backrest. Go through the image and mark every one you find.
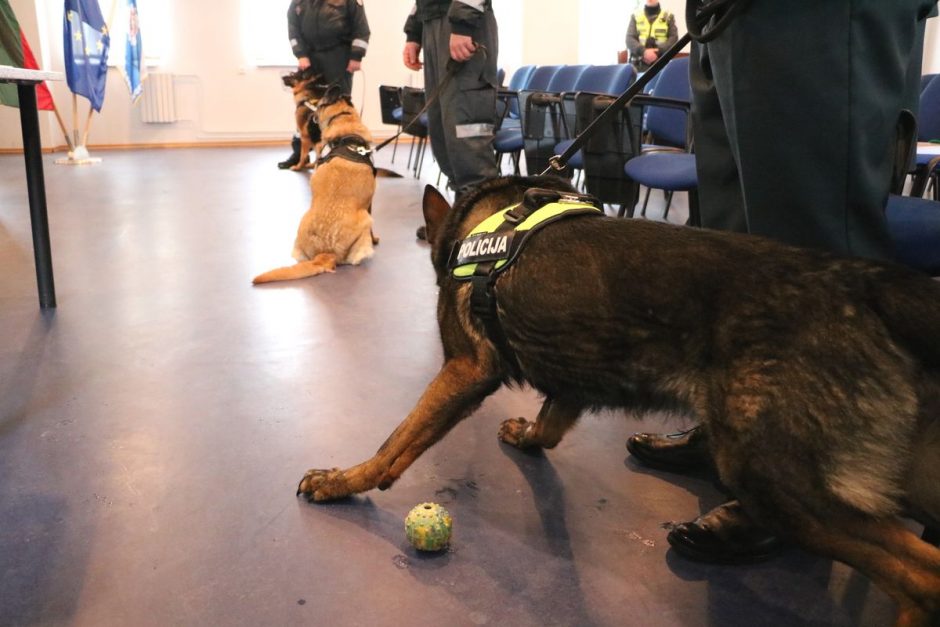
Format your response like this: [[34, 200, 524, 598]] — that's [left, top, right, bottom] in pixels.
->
[[919, 75, 940, 142], [525, 65, 563, 92], [400, 86, 428, 138], [378, 85, 401, 126], [503, 65, 538, 120], [922, 74, 938, 94], [497, 68, 506, 87], [508, 65, 536, 91], [574, 64, 637, 96], [546, 65, 589, 93], [645, 56, 691, 148]]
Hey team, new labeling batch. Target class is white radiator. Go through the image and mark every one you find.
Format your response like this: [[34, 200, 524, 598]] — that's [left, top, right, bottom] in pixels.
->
[[140, 73, 177, 123]]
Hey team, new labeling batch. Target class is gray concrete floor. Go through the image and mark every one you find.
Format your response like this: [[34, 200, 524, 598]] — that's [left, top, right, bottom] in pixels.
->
[[0, 146, 897, 626]]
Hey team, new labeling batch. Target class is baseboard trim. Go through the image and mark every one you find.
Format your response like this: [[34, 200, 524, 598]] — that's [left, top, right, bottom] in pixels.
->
[[0, 134, 413, 156]]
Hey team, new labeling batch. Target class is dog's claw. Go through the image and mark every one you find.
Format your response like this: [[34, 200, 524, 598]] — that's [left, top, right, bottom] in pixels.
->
[[498, 416, 538, 449], [296, 467, 348, 501]]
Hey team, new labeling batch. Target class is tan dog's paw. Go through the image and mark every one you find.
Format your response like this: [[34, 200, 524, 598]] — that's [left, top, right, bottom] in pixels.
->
[[498, 417, 538, 449], [296, 467, 350, 501]]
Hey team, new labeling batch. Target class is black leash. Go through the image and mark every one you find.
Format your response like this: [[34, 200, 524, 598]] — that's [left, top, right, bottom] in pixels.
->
[[375, 45, 486, 152], [540, 0, 750, 176]]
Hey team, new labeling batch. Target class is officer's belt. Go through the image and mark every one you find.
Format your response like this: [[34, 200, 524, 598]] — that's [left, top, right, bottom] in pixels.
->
[[448, 189, 604, 347], [316, 135, 375, 174]]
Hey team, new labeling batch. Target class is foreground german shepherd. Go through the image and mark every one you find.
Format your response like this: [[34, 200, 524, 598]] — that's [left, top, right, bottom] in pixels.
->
[[297, 176, 940, 625], [253, 88, 377, 284]]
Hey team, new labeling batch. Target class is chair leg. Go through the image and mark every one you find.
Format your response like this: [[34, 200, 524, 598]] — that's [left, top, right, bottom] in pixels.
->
[[619, 182, 641, 218], [391, 128, 400, 163], [640, 187, 652, 218], [687, 190, 701, 227], [407, 139, 416, 170], [663, 190, 674, 221], [416, 138, 428, 178]]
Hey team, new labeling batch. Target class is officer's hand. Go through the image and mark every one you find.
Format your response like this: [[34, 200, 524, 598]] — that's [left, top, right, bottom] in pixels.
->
[[642, 49, 658, 65], [403, 42, 423, 71], [298, 57, 311, 70], [449, 34, 476, 62], [347, 59, 361, 73]]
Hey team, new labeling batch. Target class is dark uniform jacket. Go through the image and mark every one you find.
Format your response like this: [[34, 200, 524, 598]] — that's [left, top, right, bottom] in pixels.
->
[[404, 0, 491, 42], [288, 0, 370, 61]]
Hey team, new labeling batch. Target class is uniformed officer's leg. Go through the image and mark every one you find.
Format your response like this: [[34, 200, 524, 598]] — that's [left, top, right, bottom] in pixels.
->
[[706, 1, 934, 261], [689, 40, 746, 233], [315, 48, 353, 96], [440, 9, 499, 192], [422, 18, 456, 183]]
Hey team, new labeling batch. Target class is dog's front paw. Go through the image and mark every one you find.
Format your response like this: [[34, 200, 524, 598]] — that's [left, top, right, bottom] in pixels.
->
[[498, 417, 538, 449], [296, 467, 350, 501]]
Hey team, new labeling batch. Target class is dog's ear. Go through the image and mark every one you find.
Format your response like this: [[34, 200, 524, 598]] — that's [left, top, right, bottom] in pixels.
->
[[422, 184, 451, 244]]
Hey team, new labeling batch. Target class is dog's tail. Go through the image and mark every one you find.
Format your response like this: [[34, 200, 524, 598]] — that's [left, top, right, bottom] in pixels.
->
[[252, 253, 337, 284]]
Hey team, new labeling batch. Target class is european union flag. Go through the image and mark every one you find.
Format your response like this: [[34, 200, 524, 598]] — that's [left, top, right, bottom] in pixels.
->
[[63, 0, 110, 112]]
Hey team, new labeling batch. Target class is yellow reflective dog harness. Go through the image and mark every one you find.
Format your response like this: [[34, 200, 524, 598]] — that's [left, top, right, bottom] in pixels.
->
[[448, 188, 604, 325]]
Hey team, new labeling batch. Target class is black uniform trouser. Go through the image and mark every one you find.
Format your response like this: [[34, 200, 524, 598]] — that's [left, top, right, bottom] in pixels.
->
[[310, 46, 353, 96], [690, 0, 934, 260], [422, 10, 499, 191]]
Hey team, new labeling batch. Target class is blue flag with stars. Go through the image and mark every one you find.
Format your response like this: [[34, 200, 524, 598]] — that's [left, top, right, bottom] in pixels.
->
[[63, 0, 110, 112]]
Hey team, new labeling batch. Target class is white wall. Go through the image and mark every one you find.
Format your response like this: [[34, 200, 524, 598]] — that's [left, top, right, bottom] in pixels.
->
[[1, 0, 937, 151]]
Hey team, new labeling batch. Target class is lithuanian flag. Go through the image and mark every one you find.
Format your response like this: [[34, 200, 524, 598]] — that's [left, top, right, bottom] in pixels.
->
[[0, 0, 55, 110]]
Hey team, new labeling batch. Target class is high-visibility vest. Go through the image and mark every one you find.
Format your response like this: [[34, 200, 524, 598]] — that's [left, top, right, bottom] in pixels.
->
[[635, 9, 672, 46]]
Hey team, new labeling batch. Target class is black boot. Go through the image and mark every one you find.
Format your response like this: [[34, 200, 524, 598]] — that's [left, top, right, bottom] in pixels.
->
[[667, 500, 784, 564], [626, 425, 711, 472], [278, 136, 302, 169]]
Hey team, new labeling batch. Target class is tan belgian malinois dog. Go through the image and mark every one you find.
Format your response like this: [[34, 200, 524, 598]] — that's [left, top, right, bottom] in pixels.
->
[[253, 87, 377, 284], [296, 175, 940, 626]]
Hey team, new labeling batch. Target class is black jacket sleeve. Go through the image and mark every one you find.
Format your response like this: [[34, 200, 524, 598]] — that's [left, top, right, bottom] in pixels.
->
[[288, 0, 309, 59], [448, 0, 486, 38], [348, 0, 370, 61], [404, 4, 422, 44]]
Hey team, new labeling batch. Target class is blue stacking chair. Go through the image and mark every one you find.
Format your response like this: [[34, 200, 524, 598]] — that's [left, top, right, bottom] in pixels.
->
[[885, 194, 940, 276], [378, 85, 403, 163], [518, 65, 592, 175], [910, 75, 940, 199], [621, 56, 696, 221], [400, 86, 430, 178], [494, 65, 562, 174], [496, 65, 536, 133], [553, 64, 638, 173]]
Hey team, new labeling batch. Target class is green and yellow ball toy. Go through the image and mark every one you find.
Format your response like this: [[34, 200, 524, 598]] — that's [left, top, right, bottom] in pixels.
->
[[405, 502, 453, 551]]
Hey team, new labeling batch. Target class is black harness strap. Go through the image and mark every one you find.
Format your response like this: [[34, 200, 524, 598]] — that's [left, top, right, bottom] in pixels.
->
[[452, 188, 604, 358], [316, 134, 376, 174]]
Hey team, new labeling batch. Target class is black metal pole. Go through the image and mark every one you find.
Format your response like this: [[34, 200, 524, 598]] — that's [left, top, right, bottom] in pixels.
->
[[17, 82, 57, 309]]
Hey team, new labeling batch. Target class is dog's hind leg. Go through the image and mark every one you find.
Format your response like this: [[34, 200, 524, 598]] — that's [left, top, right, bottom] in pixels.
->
[[297, 355, 501, 501], [782, 512, 940, 627], [497, 398, 581, 450]]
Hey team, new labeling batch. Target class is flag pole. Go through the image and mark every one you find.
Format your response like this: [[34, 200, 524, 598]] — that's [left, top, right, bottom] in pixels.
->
[[81, 102, 94, 147], [71, 92, 78, 150], [76, 0, 119, 153], [51, 101, 75, 152]]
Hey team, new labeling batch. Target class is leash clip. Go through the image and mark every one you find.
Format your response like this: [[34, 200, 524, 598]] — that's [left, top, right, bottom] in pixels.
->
[[547, 155, 566, 171]]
